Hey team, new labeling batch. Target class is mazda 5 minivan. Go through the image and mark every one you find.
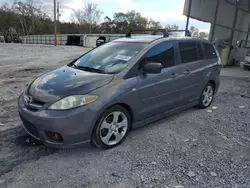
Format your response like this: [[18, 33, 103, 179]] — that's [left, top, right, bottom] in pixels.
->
[[18, 32, 220, 149]]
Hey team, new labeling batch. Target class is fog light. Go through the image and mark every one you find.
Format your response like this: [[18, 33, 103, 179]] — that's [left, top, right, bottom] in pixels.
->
[[53, 133, 62, 141]]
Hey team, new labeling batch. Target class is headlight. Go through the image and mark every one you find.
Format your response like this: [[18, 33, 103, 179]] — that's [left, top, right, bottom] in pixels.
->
[[48, 95, 98, 110]]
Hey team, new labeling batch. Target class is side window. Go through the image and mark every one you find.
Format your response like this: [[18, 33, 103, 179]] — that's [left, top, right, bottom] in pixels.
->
[[203, 43, 217, 59], [146, 42, 175, 68], [179, 42, 199, 64]]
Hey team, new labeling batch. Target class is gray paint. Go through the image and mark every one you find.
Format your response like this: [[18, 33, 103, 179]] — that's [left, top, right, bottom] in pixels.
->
[[18, 37, 221, 148]]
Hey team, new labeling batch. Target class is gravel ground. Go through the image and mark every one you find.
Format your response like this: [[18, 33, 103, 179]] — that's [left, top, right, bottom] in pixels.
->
[[0, 43, 90, 131], [0, 44, 250, 188]]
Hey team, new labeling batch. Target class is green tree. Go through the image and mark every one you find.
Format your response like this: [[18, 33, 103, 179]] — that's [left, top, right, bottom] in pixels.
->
[[101, 10, 162, 34], [190, 26, 199, 37], [148, 19, 162, 29], [198, 31, 209, 39]]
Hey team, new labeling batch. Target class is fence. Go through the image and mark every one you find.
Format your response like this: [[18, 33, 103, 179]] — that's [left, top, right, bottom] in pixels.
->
[[20, 34, 125, 48]]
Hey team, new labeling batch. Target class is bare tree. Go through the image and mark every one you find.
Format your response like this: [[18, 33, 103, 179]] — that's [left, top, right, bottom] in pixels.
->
[[165, 24, 179, 31], [72, 3, 103, 34], [13, 0, 42, 35]]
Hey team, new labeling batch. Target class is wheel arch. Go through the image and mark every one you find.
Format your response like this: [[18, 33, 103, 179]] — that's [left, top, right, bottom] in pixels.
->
[[113, 103, 134, 130], [207, 80, 216, 91]]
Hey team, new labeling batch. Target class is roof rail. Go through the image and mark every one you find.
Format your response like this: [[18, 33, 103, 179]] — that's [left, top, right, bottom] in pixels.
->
[[166, 29, 192, 37], [125, 29, 192, 38], [125, 29, 169, 38]]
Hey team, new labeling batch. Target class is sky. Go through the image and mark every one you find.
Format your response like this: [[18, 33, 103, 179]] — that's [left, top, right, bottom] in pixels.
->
[[0, 0, 211, 32]]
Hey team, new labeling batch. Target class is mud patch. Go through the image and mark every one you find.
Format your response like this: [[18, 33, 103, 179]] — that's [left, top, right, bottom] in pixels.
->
[[2, 79, 26, 84], [0, 128, 56, 176], [241, 94, 250, 99], [21, 67, 46, 72], [15, 135, 43, 147]]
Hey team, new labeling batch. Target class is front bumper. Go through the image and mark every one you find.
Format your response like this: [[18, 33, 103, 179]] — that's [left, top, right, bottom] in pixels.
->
[[18, 94, 98, 149]]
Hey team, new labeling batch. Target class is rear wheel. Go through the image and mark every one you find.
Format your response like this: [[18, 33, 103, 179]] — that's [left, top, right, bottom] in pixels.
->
[[91, 106, 131, 149], [244, 65, 250, 70], [198, 83, 215, 109]]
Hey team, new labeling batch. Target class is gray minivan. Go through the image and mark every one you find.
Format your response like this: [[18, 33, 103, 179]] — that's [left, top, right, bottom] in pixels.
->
[[18, 31, 220, 149]]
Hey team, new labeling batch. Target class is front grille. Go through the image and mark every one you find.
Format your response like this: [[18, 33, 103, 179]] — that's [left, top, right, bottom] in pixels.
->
[[33, 98, 46, 106], [24, 94, 46, 112], [20, 115, 39, 138]]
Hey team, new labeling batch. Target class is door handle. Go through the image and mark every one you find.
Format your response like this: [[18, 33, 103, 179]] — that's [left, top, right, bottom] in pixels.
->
[[170, 73, 179, 79], [184, 70, 190, 75]]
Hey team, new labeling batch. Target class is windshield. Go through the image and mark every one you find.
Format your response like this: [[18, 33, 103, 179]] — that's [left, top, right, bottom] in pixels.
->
[[73, 42, 146, 74]]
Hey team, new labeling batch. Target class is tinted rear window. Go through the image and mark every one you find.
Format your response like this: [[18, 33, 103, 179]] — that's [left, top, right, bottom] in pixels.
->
[[179, 42, 199, 64], [146, 42, 175, 68], [203, 43, 217, 59]]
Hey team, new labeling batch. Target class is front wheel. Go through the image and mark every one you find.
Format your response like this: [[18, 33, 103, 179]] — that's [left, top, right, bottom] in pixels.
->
[[198, 83, 215, 109], [91, 106, 131, 149]]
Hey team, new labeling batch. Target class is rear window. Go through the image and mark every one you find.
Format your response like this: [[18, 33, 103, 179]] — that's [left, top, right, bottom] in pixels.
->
[[179, 42, 200, 64], [203, 43, 217, 59]]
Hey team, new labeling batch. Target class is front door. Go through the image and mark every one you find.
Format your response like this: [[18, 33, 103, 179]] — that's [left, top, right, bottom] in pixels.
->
[[136, 41, 184, 121]]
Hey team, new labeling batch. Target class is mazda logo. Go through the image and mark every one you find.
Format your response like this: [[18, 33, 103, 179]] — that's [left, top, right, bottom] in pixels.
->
[[25, 95, 33, 104]]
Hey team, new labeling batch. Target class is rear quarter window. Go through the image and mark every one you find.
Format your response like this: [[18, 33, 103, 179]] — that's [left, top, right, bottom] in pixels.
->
[[203, 43, 217, 59]]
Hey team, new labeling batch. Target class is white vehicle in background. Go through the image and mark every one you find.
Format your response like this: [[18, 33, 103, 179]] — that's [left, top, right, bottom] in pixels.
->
[[0, 34, 5, 43], [230, 40, 250, 67], [244, 50, 250, 70]]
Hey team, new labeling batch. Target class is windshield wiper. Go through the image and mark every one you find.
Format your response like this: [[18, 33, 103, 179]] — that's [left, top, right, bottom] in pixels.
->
[[70, 64, 105, 74]]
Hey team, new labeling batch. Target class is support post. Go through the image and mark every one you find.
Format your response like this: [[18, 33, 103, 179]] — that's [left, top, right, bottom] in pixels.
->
[[209, 0, 220, 42], [229, 7, 239, 47], [245, 21, 250, 47], [185, 0, 192, 36], [54, 0, 57, 46], [57, 2, 60, 35]]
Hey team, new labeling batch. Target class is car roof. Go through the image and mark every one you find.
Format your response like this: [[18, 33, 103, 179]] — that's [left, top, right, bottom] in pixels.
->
[[113, 35, 211, 44], [114, 35, 163, 43]]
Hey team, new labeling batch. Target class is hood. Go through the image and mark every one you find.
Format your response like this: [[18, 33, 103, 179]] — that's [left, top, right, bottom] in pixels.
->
[[28, 66, 114, 102]]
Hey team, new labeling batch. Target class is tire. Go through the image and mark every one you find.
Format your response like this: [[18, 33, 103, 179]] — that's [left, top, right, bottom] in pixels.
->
[[243, 65, 250, 70], [91, 105, 131, 149], [198, 82, 215, 109], [232, 59, 236, 66]]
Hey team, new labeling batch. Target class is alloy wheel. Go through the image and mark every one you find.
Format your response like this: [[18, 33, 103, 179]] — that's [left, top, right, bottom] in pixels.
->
[[202, 85, 214, 107], [99, 111, 128, 146]]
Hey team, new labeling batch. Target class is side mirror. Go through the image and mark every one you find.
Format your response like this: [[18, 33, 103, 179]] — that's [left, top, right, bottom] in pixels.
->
[[143, 63, 162, 74]]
